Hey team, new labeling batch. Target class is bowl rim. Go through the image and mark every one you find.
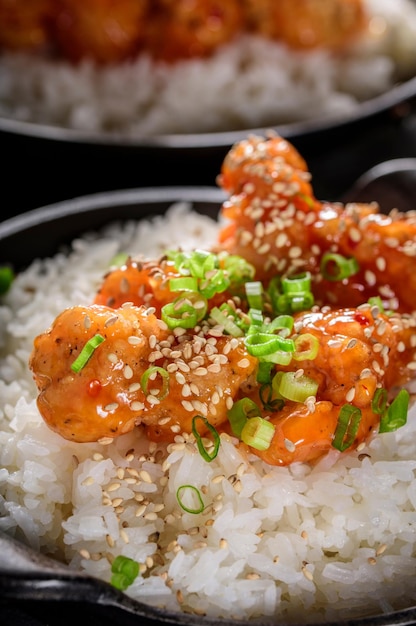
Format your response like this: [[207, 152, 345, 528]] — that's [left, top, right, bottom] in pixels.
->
[[2, 185, 416, 625], [0, 74, 415, 149], [0, 186, 227, 239]]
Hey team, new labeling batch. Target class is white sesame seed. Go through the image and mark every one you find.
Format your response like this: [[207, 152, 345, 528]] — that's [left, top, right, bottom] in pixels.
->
[[123, 365, 133, 379], [104, 402, 118, 412]]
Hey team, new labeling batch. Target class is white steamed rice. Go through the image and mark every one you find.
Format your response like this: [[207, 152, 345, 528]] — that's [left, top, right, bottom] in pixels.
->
[[0, 0, 416, 137], [1, 202, 416, 623]]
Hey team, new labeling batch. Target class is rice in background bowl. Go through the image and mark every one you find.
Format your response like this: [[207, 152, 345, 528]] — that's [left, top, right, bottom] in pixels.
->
[[0, 0, 416, 138], [1, 200, 416, 623]]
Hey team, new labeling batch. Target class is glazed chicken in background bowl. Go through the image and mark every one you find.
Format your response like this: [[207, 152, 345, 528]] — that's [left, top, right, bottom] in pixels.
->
[[1, 132, 416, 625], [2, 0, 416, 219], [0, 0, 415, 141]]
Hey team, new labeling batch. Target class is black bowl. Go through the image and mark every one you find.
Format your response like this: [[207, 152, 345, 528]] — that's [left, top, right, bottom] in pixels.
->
[[2, 71, 416, 218], [1, 187, 416, 626]]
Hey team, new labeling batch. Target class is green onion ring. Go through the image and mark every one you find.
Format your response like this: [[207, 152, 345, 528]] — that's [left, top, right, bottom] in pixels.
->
[[320, 252, 359, 282], [227, 397, 261, 437], [192, 415, 220, 462], [332, 404, 362, 452], [245, 332, 295, 357], [282, 272, 312, 294], [277, 371, 319, 402], [240, 416, 275, 451], [140, 366, 170, 400], [176, 485, 205, 514], [210, 306, 244, 337], [371, 388, 388, 415], [169, 276, 199, 292], [245, 281, 263, 310], [110, 555, 140, 591], [293, 333, 319, 361]]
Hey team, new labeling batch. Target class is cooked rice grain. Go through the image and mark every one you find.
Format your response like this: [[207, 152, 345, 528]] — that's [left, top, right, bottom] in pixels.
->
[[1, 204, 416, 623]]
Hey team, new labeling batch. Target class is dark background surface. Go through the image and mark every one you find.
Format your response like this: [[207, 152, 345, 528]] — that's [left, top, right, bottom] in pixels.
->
[[1, 100, 416, 221]]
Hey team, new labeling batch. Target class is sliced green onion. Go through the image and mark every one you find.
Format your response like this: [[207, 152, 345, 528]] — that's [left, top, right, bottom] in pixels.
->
[[277, 371, 319, 402], [267, 276, 282, 312], [371, 388, 388, 415], [241, 416, 275, 451], [332, 404, 362, 451], [109, 252, 129, 268], [161, 292, 207, 329], [199, 268, 230, 299], [267, 314, 294, 337], [293, 333, 319, 361], [282, 272, 311, 294], [271, 371, 285, 399], [245, 281, 263, 310], [257, 361, 274, 384], [210, 306, 244, 337], [273, 292, 314, 315], [0, 265, 14, 295], [176, 485, 205, 514], [256, 349, 293, 366], [71, 334, 105, 373], [110, 555, 140, 591], [140, 366, 170, 400], [222, 254, 256, 287], [368, 296, 385, 313], [188, 250, 217, 278], [192, 415, 220, 462], [379, 389, 409, 433], [169, 276, 199, 292], [227, 397, 261, 437], [288, 292, 315, 312], [259, 383, 285, 412], [248, 308, 264, 327], [320, 252, 359, 281], [245, 332, 295, 357]]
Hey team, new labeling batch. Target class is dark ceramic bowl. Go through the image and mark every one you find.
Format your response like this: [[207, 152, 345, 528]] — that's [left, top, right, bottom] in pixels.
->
[[1, 184, 416, 626], [2, 71, 416, 218]]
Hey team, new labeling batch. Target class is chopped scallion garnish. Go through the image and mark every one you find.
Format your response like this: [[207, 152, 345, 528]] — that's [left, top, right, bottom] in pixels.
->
[[371, 388, 388, 415], [110, 555, 140, 591], [332, 404, 362, 451], [240, 416, 275, 451], [245, 281, 263, 310], [109, 252, 129, 268], [176, 485, 205, 514], [227, 397, 261, 437], [281, 272, 312, 294], [161, 292, 207, 329], [245, 332, 295, 358], [199, 268, 230, 299], [320, 252, 359, 282], [379, 389, 409, 433], [276, 371, 318, 402], [71, 334, 105, 373], [192, 415, 220, 462], [0, 265, 14, 295], [140, 366, 170, 400], [293, 333, 319, 361], [169, 276, 199, 292], [210, 306, 245, 337]]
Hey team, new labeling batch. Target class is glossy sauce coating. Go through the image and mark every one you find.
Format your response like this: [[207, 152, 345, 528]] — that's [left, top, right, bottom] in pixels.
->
[[217, 134, 416, 314], [29, 131, 416, 466], [0, 0, 367, 64], [30, 303, 257, 443]]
